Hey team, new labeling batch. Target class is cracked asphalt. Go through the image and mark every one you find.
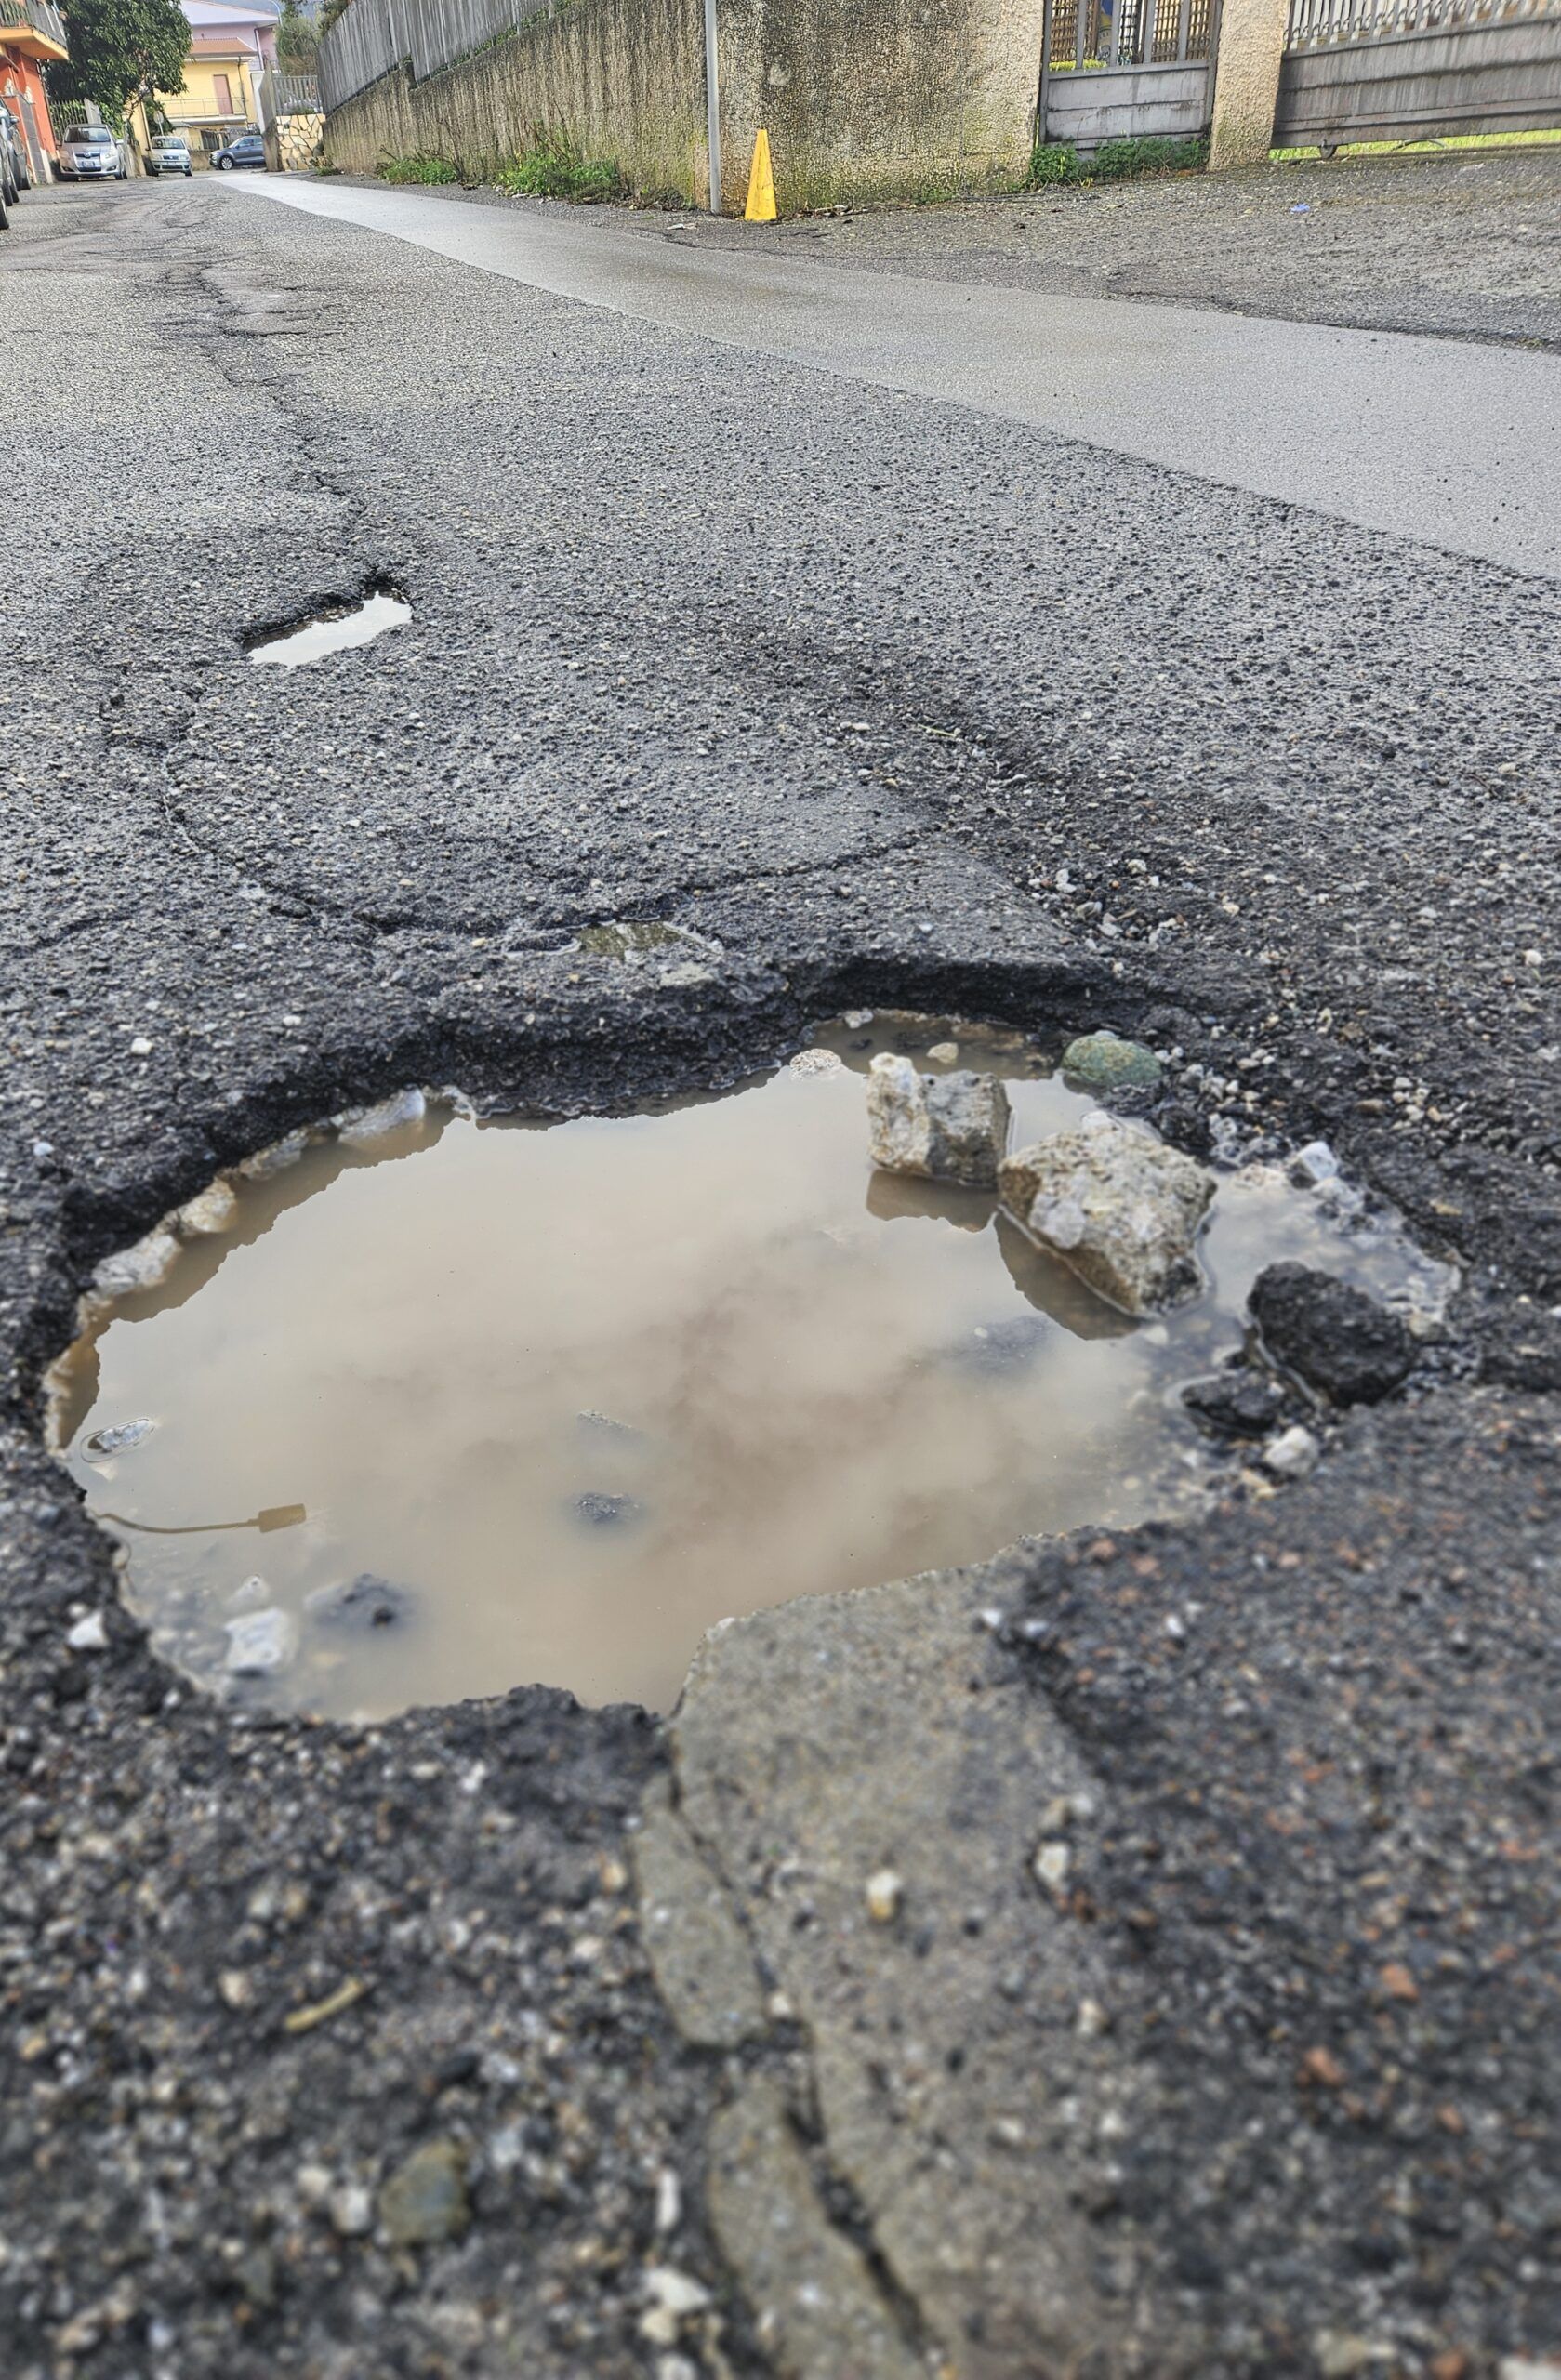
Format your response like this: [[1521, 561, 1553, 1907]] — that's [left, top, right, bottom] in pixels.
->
[[2, 158, 1557, 2379]]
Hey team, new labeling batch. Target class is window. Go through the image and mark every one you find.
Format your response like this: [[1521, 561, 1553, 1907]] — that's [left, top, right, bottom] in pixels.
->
[[213, 73, 232, 113]]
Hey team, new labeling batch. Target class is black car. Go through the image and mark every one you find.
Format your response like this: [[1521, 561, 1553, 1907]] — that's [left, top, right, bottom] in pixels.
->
[[212, 132, 267, 171]]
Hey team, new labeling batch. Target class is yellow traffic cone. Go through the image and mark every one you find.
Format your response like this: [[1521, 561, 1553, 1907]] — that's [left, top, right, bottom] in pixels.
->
[[745, 127, 776, 222]]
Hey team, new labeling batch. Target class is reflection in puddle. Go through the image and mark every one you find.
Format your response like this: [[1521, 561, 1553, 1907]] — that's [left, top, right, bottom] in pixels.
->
[[51, 1017, 1449, 1718], [248, 590, 411, 667]]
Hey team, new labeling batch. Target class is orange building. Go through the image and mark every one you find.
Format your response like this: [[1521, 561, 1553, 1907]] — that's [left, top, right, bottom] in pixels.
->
[[0, 0, 68, 182]]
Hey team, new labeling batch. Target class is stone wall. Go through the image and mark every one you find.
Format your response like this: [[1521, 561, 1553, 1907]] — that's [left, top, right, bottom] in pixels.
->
[[322, 0, 1046, 207], [323, 0, 709, 200], [715, 0, 1045, 211]]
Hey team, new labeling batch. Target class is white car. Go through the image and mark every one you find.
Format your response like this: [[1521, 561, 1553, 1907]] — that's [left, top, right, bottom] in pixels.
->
[[147, 132, 192, 178], [58, 125, 126, 182]]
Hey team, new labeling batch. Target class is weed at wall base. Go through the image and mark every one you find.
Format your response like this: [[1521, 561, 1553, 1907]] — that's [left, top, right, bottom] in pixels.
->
[[1026, 133, 1209, 188], [379, 150, 459, 183], [496, 126, 625, 202], [1027, 141, 1079, 184]]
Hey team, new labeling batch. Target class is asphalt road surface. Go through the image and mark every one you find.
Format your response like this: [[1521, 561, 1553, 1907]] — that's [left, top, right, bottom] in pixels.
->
[[233, 172, 1561, 579], [3, 165, 1558, 2380]]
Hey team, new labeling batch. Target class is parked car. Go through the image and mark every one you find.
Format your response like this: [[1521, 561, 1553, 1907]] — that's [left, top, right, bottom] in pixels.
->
[[58, 125, 126, 182], [211, 132, 267, 171], [0, 104, 30, 204], [147, 131, 192, 178]]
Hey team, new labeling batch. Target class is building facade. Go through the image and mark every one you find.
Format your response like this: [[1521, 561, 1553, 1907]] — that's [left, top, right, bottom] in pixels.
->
[[0, 0, 68, 183], [154, 0, 280, 160]]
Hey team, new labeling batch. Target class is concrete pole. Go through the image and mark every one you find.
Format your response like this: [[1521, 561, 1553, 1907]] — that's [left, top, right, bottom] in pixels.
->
[[1208, 0, 1289, 168], [704, 0, 722, 212]]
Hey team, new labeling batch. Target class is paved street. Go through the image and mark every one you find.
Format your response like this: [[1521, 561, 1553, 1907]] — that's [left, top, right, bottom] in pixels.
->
[[232, 170, 1561, 576], [3, 159, 1559, 2380]]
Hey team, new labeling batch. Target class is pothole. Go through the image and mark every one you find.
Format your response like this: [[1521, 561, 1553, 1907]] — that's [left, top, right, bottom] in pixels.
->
[[247, 588, 411, 668], [575, 920, 698, 959], [48, 1019, 1449, 1721]]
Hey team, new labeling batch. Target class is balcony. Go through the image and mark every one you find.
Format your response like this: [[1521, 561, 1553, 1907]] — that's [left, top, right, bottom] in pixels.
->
[[0, 0, 69, 60]]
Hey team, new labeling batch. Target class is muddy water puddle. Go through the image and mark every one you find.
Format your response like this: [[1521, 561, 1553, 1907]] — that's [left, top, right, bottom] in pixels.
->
[[248, 590, 410, 668], [52, 1020, 1447, 1718]]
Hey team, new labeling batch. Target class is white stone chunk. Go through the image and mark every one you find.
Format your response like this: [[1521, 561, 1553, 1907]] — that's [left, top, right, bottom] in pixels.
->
[[999, 1117, 1214, 1316], [177, 1179, 238, 1236], [866, 1053, 1010, 1189], [223, 1607, 298, 1676], [93, 1231, 180, 1300], [1262, 1424, 1320, 1479], [337, 1088, 426, 1144]]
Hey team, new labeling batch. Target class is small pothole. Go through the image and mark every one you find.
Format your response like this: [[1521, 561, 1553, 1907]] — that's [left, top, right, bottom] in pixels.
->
[[576, 920, 701, 959], [247, 588, 411, 668], [49, 1019, 1449, 1720]]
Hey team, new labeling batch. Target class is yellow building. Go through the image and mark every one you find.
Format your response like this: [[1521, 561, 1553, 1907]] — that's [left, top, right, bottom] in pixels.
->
[[154, 0, 279, 162]]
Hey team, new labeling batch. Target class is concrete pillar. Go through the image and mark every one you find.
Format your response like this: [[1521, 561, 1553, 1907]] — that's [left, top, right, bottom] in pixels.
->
[[1208, 0, 1289, 169]]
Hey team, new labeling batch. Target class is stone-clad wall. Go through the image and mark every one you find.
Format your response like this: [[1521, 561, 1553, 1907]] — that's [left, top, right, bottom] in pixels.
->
[[271, 111, 326, 171], [323, 0, 1045, 207]]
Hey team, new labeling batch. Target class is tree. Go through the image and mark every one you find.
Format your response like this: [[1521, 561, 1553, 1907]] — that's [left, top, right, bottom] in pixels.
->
[[318, 0, 351, 31], [46, 0, 190, 121], [277, 0, 319, 71]]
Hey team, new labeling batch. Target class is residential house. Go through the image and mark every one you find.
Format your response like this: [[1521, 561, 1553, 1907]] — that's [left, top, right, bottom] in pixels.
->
[[0, 0, 68, 183], [155, 0, 280, 161]]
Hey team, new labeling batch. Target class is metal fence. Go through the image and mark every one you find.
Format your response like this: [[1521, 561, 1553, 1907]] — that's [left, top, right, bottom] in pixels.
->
[[1048, 0, 1214, 70], [1287, 0, 1556, 48], [317, 0, 399, 110], [407, 0, 549, 80], [46, 96, 90, 143], [257, 69, 322, 126], [318, 0, 551, 107], [1277, 0, 1561, 142]]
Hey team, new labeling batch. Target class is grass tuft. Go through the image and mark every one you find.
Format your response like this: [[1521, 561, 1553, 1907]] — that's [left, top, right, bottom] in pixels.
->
[[1026, 133, 1208, 189], [379, 152, 459, 184], [496, 126, 625, 203]]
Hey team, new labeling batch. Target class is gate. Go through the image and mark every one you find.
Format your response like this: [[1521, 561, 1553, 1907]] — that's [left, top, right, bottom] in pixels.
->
[[1039, 0, 1220, 151], [1275, 0, 1561, 148]]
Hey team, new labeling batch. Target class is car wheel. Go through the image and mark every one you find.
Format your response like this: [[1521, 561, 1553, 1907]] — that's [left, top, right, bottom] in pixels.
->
[[0, 192, 9, 231], [218, 156, 233, 170]]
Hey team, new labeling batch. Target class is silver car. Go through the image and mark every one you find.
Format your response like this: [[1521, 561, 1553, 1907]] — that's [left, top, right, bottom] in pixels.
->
[[147, 132, 192, 178], [58, 125, 126, 182]]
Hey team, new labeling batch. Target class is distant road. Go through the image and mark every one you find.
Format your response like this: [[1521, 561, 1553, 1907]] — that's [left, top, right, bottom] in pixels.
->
[[230, 173, 1561, 580]]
